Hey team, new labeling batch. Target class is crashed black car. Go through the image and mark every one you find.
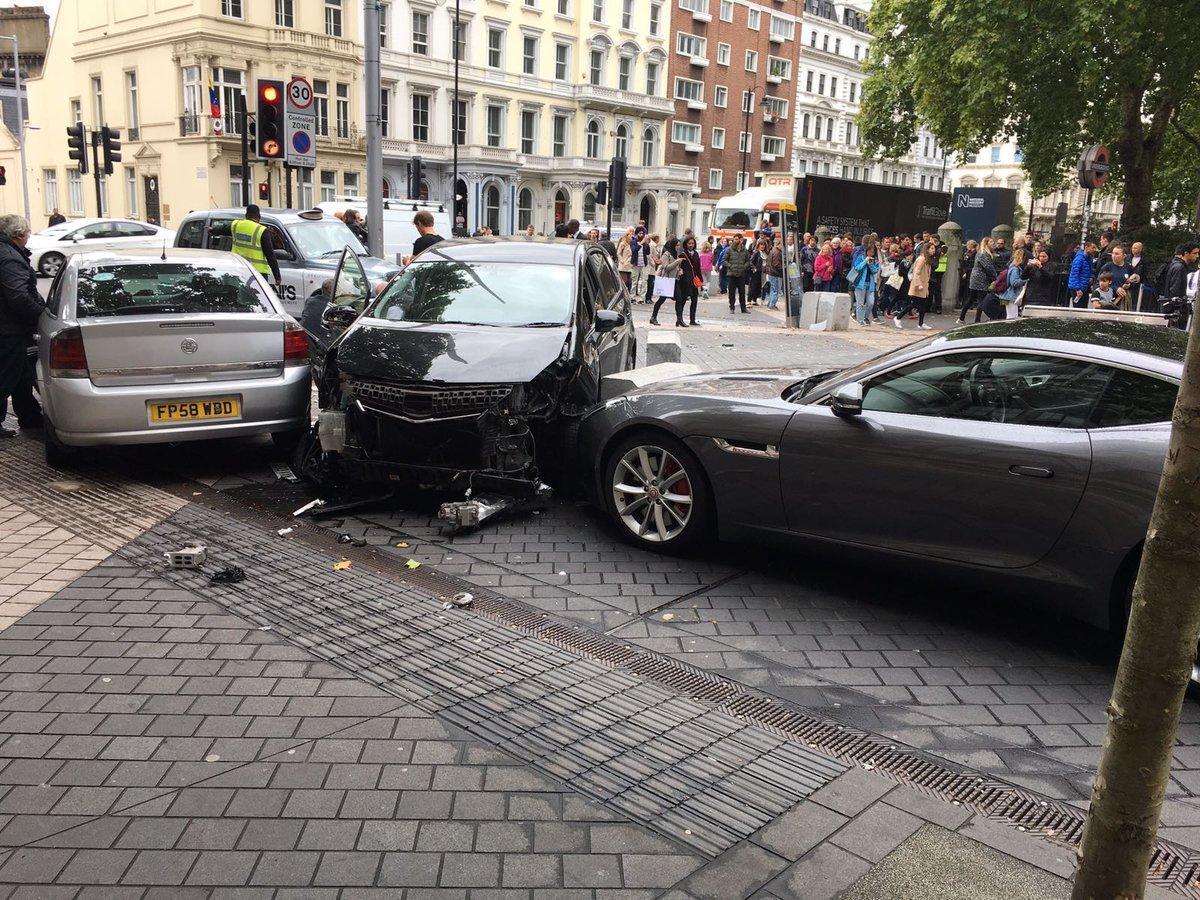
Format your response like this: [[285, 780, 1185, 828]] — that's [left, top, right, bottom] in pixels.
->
[[296, 239, 637, 515]]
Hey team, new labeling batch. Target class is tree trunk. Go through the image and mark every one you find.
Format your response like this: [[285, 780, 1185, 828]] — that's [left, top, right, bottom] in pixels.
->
[[1118, 160, 1153, 233], [1072, 315, 1200, 897]]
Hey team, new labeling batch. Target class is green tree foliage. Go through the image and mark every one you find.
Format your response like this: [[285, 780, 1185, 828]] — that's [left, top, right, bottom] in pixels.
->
[[858, 0, 1200, 232]]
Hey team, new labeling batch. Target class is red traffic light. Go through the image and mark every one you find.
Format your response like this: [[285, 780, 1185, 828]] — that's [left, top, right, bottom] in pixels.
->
[[262, 139, 280, 156], [261, 84, 279, 103]]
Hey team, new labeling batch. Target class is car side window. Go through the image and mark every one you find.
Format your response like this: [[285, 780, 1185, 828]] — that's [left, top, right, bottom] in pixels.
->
[[209, 218, 235, 252], [1090, 369, 1178, 428], [586, 251, 622, 310], [45, 269, 66, 316], [113, 222, 155, 237], [861, 352, 1114, 429], [80, 224, 115, 240], [175, 219, 206, 249]]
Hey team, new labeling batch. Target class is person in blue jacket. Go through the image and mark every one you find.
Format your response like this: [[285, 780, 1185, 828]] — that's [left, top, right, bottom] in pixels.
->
[[1068, 240, 1097, 307]]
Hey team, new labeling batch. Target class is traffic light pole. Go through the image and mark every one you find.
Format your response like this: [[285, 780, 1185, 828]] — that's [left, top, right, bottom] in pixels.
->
[[238, 92, 249, 206], [284, 163, 293, 209], [90, 131, 103, 216], [605, 161, 613, 239]]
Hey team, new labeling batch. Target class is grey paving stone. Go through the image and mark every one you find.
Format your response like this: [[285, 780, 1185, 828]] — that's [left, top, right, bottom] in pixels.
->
[[184, 851, 259, 886], [752, 799, 849, 861], [766, 843, 873, 900], [313, 851, 382, 886], [121, 849, 199, 885], [502, 852, 561, 887], [806, 767, 895, 818], [669, 842, 788, 899], [378, 851, 442, 887], [829, 801, 923, 864], [357, 820, 418, 852], [563, 853, 623, 888], [249, 850, 320, 886], [57, 848, 136, 884]]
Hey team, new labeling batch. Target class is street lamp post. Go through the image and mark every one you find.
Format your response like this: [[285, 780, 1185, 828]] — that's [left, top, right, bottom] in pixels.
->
[[364, 1, 384, 257], [452, 0, 460, 234], [0, 36, 30, 222]]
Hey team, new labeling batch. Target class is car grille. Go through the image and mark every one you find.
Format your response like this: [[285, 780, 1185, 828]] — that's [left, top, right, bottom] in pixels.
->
[[350, 380, 514, 420]]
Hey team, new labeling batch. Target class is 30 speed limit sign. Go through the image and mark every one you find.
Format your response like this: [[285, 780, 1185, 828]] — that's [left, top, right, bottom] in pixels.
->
[[285, 77, 316, 169]]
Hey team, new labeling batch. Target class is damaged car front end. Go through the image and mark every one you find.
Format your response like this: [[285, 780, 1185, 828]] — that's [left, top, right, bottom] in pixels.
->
[[294, 241, 636, 526]]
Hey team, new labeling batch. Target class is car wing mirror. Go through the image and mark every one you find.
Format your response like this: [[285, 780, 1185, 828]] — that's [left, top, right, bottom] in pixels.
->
[[830, 382, 864, 417], [274, 247, 295, 262], [321, 302, 359, 331], [593, 309, 626, 335]]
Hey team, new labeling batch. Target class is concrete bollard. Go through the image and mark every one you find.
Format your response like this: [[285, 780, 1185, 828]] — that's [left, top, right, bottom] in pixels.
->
[[938, 220, 962, 312], [645, 331, 682, 366], [812, 292, 851, 331], [601, 362, 701, 400]]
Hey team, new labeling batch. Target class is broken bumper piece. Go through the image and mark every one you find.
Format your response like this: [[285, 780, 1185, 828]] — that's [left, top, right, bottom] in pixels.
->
[[437, 483, 552, 533]]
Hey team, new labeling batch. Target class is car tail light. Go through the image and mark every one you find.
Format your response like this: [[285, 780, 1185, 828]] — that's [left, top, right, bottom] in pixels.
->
[[283, 322, 309, 366], [49, 327, 88, 377]]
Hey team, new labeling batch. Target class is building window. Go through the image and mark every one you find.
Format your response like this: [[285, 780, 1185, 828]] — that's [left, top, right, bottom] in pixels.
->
[[336, 83, 350, 138], [325, 0, 343, 37], [834, 37, 841, 54], [552, 113, 568, 156], [520, 109, 537, 154], [486, 104, 504, 147], [98, 180, 109, 216], [854, 44, 860, 60], [523, 35, 538, 75], [586, 119, 601, 157], [708, 168, 722, 190], [412, 11, 429, 54], [181, 66, 201, 134], [275, 0, 294, 27], [822, 34, 829, 51], [43, 169, 58, 214], [592, 0, 603, 22], [215, 68, 244, 135], [618, 55, 632, 90], [738, 131, 750, 152], [801, 113, 810, 138], [769, 57, 792, 80], [670, 121, 701, 145], [229, 164, 245, 207], [614, 122, 628, 159], [555, 43, 570, 81], [125, 167, 137, 217], [343, 172, 360, 196], [817, 73, 826, 94], [583, 191, 596, 220], [518, 188, 534, 230], [484, 184, 501, 233], [645, 61, 659, 95], [745, 50, 758, 72], [762, 96, 787, 119], [676, 33, 705, 59], [649, 1, 662, 35], [589, 48, 604, 84], [380, 87, 390, 137], [849, 82, 857, 103], [990, 146, 1001, 163], [221, 0, 242, 17], [805, 70, 813, 92], [762, 135, 785, 156], [379, 2, 389, 47], [713, 85, 727, 107], [488, 28, 504, 68], [720, 0, 733, 21], [830, 76, 838, 97], [313, 79, 329, 136], [716, 43, 730, 66], [453, 19, 467, 61], [641, 126, 656, 166], [125, 71, 140, 137], [770, 16, 794, 41], [452, 98, 467, 145], [741, 90, 754, 113], [320, 170, 336, 202], [91, 76, 103, 126], [748, 8, 760, 29], [674, 78, 704, 102], [825, 117, 833, 141], [412, 94, 430, 142], [711, 127, 725, 149], [68, 170, 83, 214], [558, 0, 570, 13], [621, 0, 633, 29], [736, 171, 748, 190], [810, 29, 817, 47]]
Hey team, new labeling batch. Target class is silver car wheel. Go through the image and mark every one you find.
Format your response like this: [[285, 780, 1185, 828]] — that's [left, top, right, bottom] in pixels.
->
[[611, 445, 693, 543]]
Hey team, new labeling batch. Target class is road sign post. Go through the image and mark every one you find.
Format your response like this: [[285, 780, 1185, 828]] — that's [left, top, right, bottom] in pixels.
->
[[285, 77, 316, 176]]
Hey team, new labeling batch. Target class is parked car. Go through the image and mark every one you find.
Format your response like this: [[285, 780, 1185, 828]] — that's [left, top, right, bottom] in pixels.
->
[[29, 218, 175, 278], [36, 249, 311, 466], [173, 207, 400, 316], [296, 238, 636, 497], [579, 318, 1183, 633]]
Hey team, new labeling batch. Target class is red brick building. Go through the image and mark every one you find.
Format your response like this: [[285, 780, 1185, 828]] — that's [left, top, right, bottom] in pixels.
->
[[665, 0, 803, 235]]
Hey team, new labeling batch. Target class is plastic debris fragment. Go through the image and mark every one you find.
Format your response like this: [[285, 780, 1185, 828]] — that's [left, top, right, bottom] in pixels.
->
[[293, 498, 326, 517], [210, 566, 246, 584], [334, 560, 353, 571]]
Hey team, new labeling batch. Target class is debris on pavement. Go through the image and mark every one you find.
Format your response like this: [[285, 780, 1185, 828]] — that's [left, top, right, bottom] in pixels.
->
[[164, 545, 207, 568], [438, 495, 514, 531], [210, 566, 246, 584], [404, 559, 421, 570], [276, 527, 294, 536], [293, 498, 326, 517], [333, 559, 353, 571], [337, 533, 368, 547], [395, 541, 409, 549], [270, 461, 300, 483], [449, 592, 474, 608]]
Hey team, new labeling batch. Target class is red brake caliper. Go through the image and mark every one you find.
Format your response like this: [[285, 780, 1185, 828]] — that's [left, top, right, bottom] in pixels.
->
[[662, 459, 690, 518]]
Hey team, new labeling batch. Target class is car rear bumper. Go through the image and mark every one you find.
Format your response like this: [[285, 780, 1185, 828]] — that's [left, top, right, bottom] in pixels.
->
[[43, 367, 311, 447]]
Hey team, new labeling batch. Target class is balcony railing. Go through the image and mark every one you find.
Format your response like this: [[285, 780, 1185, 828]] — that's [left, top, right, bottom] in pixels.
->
[[179, 114, 201, 137], [572, 84, 674, 117]]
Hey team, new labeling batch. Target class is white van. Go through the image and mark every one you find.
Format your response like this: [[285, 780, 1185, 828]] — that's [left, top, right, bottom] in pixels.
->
[[317, 198, 452, 263]]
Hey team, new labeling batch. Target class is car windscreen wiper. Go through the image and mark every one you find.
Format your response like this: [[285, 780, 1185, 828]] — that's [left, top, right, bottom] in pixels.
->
[[519, 321, 568, 327], [791, 370, 837, 398], [429, 319, 501, 327]]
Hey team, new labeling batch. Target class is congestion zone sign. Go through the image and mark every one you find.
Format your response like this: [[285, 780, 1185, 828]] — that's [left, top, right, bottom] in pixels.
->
[[285, 77, 316, 169]]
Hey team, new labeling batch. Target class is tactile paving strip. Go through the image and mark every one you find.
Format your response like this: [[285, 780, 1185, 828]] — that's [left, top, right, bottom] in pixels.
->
[[117, 503, 845, 856]]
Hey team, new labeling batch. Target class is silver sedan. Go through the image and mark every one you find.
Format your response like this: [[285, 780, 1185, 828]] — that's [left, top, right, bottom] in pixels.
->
[[37, 249, 311, 466], [580, 318, 1183, 633]]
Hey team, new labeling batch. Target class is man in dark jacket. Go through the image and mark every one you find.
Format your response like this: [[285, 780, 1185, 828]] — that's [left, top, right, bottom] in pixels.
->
[[0, 215, 45, 437], [1160, 241, 1200, 329], [724, 236, 750, 313]]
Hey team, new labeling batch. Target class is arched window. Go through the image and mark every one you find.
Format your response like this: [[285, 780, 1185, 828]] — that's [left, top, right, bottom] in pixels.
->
[[382, 179, 391, 198], [614, 123, 629, 160], [583, 191, 596, 221], [586, 120, 601, 159], [641, 127, 656, 167], [554, 189, 569, 224], [484, 184, 501, 233], [517, 188, 533, 230], [639, 194, 655, 230]]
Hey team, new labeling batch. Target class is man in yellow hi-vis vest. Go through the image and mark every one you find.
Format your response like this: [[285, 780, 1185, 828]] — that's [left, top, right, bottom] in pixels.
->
[[230, 205, 281, 287]]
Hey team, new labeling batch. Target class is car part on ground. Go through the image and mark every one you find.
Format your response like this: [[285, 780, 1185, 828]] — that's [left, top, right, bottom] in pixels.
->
[[437, 483, 552, 534]]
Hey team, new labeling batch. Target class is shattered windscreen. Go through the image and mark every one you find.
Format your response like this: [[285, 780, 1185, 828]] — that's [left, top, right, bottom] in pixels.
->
[[369, 260, 574, 327]]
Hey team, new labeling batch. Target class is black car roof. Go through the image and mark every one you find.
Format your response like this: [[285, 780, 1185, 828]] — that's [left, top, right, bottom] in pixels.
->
[[942, 317, 1188, 363], [412, 238, 586, 265]]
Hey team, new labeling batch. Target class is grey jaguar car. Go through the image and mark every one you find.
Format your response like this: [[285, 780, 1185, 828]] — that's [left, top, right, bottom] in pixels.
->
[[579, 318, 1182, 632]]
